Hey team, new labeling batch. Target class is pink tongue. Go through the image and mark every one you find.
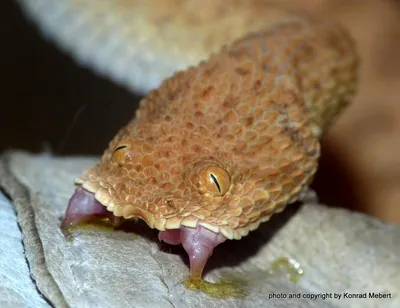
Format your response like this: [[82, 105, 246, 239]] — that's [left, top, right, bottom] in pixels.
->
[[159, 225, 226, 279], [61, 187, 109, 229]]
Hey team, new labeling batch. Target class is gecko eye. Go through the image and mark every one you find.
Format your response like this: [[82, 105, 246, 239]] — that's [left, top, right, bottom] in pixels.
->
[[112, 144, 129, 165], [199, 165, 231, 196]]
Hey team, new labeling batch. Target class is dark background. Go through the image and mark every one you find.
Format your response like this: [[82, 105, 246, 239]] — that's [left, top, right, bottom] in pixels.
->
[[1, 0, 141, 155]]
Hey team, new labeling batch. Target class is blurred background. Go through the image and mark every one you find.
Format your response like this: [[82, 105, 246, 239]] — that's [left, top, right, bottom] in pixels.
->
[[1, 0, 400, 223]]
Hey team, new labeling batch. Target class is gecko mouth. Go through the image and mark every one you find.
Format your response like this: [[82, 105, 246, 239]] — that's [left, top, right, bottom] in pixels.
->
[[62, 187, 227, 278]]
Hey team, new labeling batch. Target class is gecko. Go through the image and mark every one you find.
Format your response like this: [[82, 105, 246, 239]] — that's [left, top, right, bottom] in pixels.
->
[[60, 6, 358, 282]]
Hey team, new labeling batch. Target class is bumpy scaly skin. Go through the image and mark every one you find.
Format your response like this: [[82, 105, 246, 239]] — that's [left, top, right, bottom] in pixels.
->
[[64, 14, 358, 278]]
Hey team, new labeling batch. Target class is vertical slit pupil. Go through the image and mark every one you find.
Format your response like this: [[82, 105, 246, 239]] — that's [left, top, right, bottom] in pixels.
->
[[210, 173, 221, 193], [114, 145, 127, 152]]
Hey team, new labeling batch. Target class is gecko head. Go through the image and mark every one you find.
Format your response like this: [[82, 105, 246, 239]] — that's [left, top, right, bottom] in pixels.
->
[[62, 119, 315, 279], [62, 123, 249, 278], [60, 114, 289, 278], [61, 70, 319, 278]]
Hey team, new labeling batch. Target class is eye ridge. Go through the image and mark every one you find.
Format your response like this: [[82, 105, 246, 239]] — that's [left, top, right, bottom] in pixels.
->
[[209, 173, 221, 194]]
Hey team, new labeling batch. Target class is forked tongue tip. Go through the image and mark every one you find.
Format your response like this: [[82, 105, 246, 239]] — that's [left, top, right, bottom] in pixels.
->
[[159, 225, 226, 279]]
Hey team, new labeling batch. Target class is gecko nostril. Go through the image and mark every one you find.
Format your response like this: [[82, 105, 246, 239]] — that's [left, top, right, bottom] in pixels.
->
[[166, 200, 175, 208]]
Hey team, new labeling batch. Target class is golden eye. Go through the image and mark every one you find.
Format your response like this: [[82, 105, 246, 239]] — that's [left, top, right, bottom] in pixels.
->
[[112, 144, 129, 165], [199, 165, 231, 196]]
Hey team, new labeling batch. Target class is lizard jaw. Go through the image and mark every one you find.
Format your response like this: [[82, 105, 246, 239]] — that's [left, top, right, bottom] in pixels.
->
[[62, 187, 227, 279]]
